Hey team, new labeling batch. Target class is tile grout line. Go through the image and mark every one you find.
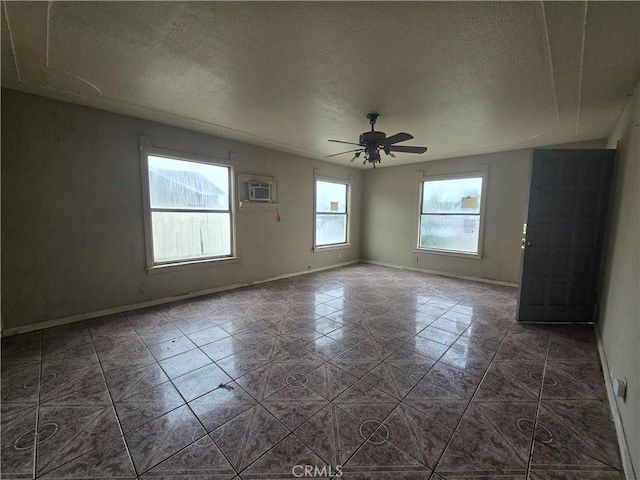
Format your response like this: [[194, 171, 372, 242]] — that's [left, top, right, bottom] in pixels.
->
[[427, 314, 520, 479], [121, 308, 245, 478], [318, 279, 510, 473], [214, 328, 334, 475], [33, 324, 123, 478], [238, 384, 284, 475], [233, 313, 408, 476], [535, 337, 626, 473], [272, 278, 511, 474], [149, 300, 345, 476], [234, 408, 299, 476], [523, 331, 623, 477], [320, 305, 464, 475], [86, 320, 140, 480], [96, 312, 200, 477], [330, 402, 341, 468], [524, 333, 552, 479], [322, 298, 468, 441], [31, 331, 43, 480], [26, 300, 416, 476]]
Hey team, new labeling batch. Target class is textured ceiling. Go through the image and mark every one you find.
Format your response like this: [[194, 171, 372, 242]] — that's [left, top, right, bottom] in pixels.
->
[[2, 1, 639, 168]]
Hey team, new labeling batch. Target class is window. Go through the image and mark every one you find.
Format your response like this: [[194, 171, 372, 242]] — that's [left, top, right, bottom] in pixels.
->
[[142, 148, 234, 268], [418, 172, 486, 256], [314, 178, 349, 248]]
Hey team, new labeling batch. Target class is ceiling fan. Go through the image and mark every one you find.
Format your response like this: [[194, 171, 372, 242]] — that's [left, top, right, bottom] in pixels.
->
[[325, 113, 428, 167]]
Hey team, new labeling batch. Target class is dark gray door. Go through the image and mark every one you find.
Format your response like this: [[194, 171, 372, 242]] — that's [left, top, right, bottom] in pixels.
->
[[517, 149, 614, 322]]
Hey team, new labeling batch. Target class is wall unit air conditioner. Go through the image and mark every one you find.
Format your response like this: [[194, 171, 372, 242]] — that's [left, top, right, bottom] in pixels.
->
[[238, 174, 277, 208], [248, 182, 271, 202]]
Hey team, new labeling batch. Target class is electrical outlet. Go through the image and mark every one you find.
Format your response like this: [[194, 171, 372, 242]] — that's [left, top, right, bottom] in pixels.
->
[[613, 377, 627, 401], [414, 257, 419, 263], [338, 253, 343, 259]]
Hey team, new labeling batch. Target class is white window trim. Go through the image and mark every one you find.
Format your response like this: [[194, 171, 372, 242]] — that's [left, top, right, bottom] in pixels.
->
[[139, 135, 239, 273], [414, 165, 488, 259], [313, 174, 352, 251]]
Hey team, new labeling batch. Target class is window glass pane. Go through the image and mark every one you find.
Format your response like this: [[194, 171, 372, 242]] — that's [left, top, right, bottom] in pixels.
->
[[316, 214, 347, 246], [316, 181, 347, 213], [422, 177, 482, 214], [152, 212, 231, 262], [149, 156, 229, 210], [420, 214, 480, 253]]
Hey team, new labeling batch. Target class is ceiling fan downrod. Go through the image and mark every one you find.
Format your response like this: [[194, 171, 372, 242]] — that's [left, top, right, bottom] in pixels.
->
[[366, 112, 380, 131]]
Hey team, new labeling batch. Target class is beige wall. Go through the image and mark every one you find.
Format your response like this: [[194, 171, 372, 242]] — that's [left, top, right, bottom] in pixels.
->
[[361, 150, 529, 283], [360, 140, 606, 284], [1, 89, 362, 334], [600, 81, 639, 478]]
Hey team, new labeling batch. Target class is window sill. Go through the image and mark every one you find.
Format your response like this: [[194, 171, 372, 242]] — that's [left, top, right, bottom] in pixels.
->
[[239, 201, 279, 211], [314, 243, 352, 252], [147, 256, 240, 274], [413, 248, 482, 259]]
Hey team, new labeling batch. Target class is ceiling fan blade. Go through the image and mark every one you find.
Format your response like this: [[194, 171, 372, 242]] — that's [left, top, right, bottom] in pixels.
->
[[324, 148, 364, 158], [389, 145, 428, 154], [384, 132, 413, 145], [328, 139, 362, 147], [349, 151, 363, 162]]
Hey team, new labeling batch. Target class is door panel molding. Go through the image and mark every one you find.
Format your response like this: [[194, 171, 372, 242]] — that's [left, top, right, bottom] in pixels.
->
[[517, 149, 614, 323]]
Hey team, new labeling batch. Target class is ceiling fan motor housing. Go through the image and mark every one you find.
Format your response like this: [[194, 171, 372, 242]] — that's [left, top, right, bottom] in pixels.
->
[[359, 130, 386, 146]]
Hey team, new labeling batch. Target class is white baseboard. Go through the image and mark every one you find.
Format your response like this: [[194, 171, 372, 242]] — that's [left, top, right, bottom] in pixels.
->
[[596, 327, 637, 480], [0, 260, 359, 338], [2, 259, 513, 337], [360, 259, 519, 288]]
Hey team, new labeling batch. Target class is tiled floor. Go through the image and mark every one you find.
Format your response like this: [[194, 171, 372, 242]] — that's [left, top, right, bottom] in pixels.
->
[[1, 264, 624, 479]]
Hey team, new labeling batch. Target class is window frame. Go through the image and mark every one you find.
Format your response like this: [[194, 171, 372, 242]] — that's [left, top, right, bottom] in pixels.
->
[[414, 166, 488, 259], [313, 175, 352, 251], [140, 137, 239, 273]]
